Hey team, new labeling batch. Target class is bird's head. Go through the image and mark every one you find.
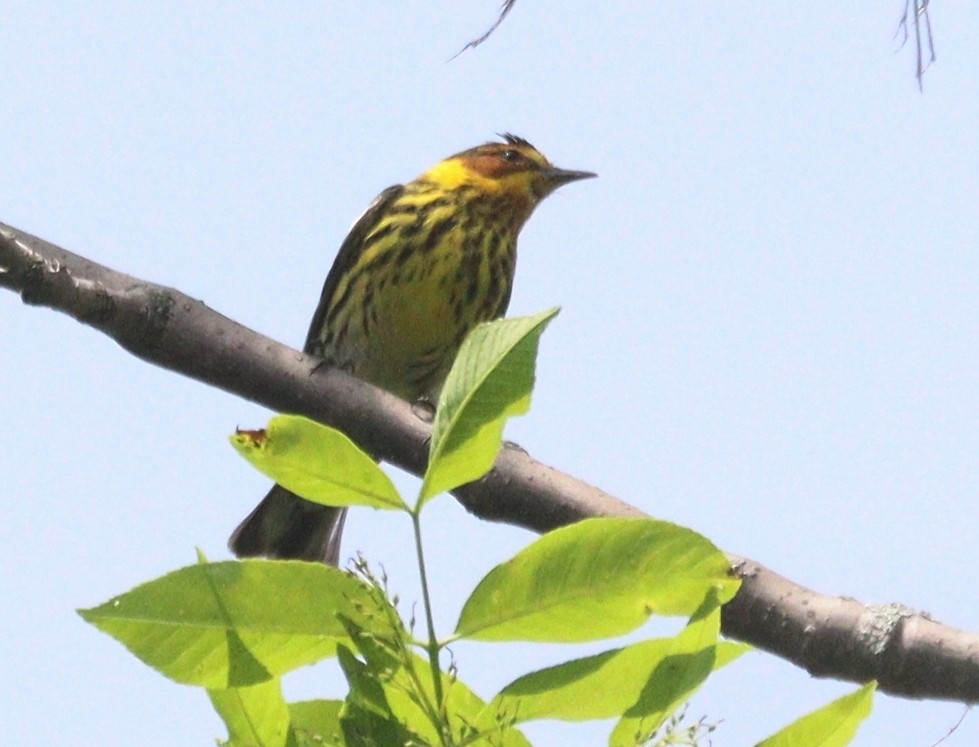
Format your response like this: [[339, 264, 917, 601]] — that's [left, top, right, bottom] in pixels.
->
[[423, 134, 595, 218]]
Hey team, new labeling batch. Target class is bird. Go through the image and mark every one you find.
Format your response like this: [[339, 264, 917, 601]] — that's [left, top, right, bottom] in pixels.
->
[[229, 134, 595, 564]]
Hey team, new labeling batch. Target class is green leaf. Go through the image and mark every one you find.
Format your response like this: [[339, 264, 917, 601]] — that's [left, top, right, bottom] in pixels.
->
[[79, 560, 386, 687], [610, 597, 749, 745], [714, 639, 753, 668], [493, 596, 746, 730], [419, 308, 559, 503], [209, 677, 291, 747], [230, 415, 405, 510], [336, 645, 424, 747], [455, 518, 739, 642], [288, 700, 345, 747], [336, 606, 532, 747], [360, 648, 533, 747], [755, 682, 876, 747]]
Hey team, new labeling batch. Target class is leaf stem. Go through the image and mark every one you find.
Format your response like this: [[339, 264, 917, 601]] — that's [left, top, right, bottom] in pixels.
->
[[411, 509, 448, 737]]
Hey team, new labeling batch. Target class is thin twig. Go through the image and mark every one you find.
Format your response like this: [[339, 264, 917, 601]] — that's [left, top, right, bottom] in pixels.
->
[[895, 0, 937, 91], [452, 0, 518, 59]]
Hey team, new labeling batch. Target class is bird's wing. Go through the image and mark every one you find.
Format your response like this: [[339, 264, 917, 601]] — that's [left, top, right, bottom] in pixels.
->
[[303, 183, 406, 351]]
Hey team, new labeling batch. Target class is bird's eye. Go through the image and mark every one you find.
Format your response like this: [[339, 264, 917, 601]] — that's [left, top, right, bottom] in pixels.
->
[[500, 149, 522, 162]]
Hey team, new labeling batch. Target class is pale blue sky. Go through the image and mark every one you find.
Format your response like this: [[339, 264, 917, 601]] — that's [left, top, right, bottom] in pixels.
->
[[2, 3, 978, 745]]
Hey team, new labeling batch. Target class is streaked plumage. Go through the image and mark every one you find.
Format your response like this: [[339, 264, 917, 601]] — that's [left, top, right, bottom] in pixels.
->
[[230, 135, 595, 564]]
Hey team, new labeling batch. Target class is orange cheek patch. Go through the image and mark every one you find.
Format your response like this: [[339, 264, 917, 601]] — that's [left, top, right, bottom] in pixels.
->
[[463, 154, 512, 179]]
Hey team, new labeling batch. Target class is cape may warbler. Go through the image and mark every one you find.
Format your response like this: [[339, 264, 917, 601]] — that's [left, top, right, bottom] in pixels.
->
[[230, 134, 595, 564]]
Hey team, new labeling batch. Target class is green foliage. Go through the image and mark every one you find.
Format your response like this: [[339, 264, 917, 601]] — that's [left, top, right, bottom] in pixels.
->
[[493, 595, 747, 728], [455, 518, 738, 642], [210, 685, 349, 747], [642, 707, 720, 747], [208, 678, 292, 747], [755, 682, 876, 747], [230, 415, 405, 510], [420, 307, 558, 503], [78, 312, 876, 746], [79, 560, 385, 687], [289, 700, 346, 747]]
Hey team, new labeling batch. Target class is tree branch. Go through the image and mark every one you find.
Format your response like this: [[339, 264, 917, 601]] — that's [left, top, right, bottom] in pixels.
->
[[895, 0, 937, 92], [3, 220, 978, 704]]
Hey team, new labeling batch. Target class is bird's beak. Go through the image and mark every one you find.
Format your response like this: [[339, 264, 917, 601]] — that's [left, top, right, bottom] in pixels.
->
[[537, 167, 597, 198], [543, 167, 598, 187]]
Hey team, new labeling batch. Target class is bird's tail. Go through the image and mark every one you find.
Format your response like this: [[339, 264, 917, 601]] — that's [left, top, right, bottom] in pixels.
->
[[229, 484, 347, 565]]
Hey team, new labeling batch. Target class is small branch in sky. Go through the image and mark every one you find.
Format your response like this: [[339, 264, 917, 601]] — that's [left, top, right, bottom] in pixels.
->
[[452, 0, 518, 59], [895, 0, 937, 92]]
